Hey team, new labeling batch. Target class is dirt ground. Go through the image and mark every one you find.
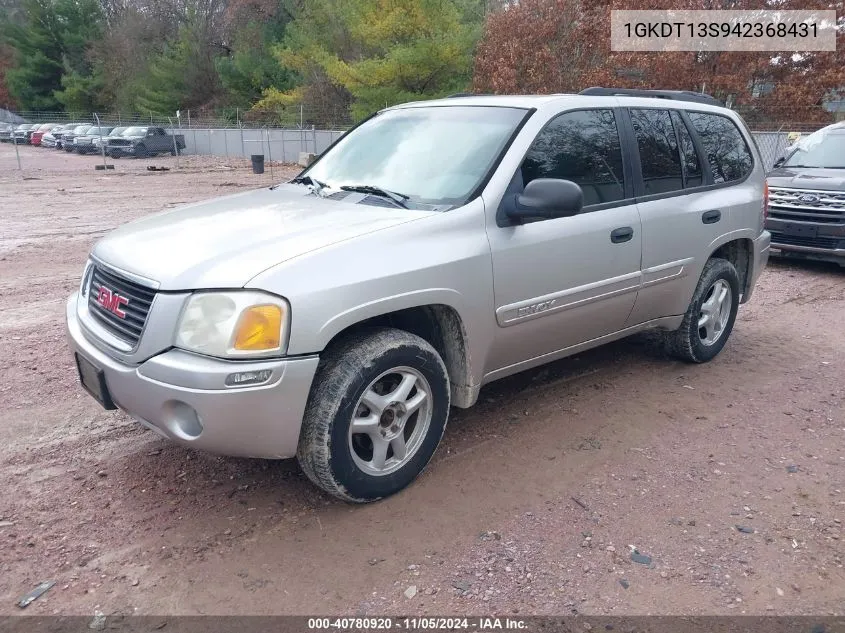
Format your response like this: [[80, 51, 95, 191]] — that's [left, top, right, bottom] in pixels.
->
[[1, 143, 844, 619]]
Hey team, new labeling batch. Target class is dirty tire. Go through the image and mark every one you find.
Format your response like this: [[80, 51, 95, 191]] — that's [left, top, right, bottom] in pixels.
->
[[297, 327, 450, 503], [665, 257, 740, 363]]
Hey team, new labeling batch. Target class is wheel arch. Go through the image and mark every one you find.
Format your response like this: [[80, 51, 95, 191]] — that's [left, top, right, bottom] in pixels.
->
[[318, 299, 477, 408], [706, 232, 755, 303]]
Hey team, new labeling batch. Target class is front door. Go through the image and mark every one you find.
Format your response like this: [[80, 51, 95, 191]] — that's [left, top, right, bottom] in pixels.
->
[[485, 108, 643, 373]]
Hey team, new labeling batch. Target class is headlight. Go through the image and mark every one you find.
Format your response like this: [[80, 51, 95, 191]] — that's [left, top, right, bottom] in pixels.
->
[[175, 291, 290, 359]]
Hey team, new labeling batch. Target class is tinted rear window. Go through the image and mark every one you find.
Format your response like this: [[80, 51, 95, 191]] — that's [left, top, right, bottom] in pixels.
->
[[687, 112, 753, 183]]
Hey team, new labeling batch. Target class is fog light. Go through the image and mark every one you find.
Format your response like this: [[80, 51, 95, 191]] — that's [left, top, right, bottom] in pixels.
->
[[225, 369, 273, 387]]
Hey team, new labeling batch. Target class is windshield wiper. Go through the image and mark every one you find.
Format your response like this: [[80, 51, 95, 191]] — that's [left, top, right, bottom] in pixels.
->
[[288, 175, 329, 194], [339, 184, 409, 208]]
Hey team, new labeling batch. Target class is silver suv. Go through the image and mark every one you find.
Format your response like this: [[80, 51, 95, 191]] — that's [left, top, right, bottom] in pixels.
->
[[66, 89, 771, 502]]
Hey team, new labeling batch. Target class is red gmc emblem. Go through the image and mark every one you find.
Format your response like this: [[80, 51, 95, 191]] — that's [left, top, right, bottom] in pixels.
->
[[96, 286, 129, 318]]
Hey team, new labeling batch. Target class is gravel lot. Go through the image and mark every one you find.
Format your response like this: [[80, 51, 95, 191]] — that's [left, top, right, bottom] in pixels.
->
[[1, 143, 844, 618]]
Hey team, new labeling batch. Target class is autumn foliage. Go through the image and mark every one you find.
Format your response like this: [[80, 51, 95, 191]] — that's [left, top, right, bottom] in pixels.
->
[[474, 0, 845, 124]]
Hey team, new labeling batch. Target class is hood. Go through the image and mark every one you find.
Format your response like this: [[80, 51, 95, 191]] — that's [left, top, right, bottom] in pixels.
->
[[767, 166, 845, 191], [92, 184, 435, 290]]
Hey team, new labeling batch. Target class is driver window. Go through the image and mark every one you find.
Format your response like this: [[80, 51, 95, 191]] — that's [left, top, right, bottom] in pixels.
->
[[521, 109, 625, 207]]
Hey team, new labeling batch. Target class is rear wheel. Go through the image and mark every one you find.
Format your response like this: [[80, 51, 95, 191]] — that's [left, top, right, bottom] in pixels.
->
[[297, 328, 450, 502], [664, 257, 740, 363]]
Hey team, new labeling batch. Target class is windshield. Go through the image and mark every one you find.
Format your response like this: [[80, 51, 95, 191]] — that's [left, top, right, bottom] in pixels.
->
[[123, 127, 147, 136], [73, 125, 90, 133], [785, 127, 845, 168], [86, 127, 112, 135], [111, 127, 129, 136], [303, 106, 529, 207]]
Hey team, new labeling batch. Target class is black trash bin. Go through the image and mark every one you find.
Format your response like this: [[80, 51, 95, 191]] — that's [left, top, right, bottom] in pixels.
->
[[251, 154, 265, 174]]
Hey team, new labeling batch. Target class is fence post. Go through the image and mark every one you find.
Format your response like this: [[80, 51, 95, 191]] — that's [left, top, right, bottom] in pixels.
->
[[168, 116, 180, 169], [265, 127, 274, 182], [13, 131, 21, 170], [240, 123, 245, 158], [280, 129, 286, 163], [223, 127, 229, 158]]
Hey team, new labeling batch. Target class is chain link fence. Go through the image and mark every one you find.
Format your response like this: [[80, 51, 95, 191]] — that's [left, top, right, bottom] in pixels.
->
[[2, 106, 834, 169], [1, 104, 356, 130]]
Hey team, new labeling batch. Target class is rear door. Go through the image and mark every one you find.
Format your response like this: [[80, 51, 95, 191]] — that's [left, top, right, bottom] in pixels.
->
[[624, 107, 754, 325]]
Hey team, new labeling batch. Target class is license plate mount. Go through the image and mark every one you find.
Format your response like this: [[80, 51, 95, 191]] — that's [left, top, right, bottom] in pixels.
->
[[75, 353, 117, 410], [782, 222, 818, 239]]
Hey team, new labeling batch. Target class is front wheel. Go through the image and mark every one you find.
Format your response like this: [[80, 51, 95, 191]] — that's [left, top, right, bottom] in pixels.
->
[[297, 328, 450, 503], [664, 257, 740, 363]]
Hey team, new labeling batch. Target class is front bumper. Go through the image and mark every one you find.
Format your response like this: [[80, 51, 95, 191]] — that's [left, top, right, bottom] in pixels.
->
[[743, 230, 771, 303], [766, 217, 845, 263], [107, 145, 134, 156], [66, 293, 319, 459]]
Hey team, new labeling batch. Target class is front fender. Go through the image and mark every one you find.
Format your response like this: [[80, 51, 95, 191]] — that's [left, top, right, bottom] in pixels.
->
[[317, 288, 468, 350]]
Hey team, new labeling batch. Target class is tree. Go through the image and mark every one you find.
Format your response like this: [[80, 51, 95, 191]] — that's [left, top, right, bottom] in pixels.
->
[[216, 4, 295, 108], [254, 0, 485, 123], [474, 0, 845, 124], [3, 0, 103, 111], [134, 13, 224, 115]]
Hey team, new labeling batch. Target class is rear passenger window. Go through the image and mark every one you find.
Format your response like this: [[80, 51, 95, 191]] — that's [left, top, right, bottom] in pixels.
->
[[630, 109, 683, 195], [521, 109, 625, 206], [687, 112, 753, 183], [672, 111, 703, 188]]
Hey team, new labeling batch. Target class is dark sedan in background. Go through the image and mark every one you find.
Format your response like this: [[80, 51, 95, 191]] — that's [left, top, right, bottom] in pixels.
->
[[72, 126, 114, 154], [12, 123, 36, 144], [61, 125, 94, 151]]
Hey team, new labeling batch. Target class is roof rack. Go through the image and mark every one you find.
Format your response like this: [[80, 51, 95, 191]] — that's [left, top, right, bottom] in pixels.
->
[[578, 87, 723, 107], [445, 92, 479, 98]]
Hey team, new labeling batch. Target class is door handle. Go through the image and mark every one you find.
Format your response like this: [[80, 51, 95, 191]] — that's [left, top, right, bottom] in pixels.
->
[[702, 209, 721, 224], [610, 227, 634, 244]]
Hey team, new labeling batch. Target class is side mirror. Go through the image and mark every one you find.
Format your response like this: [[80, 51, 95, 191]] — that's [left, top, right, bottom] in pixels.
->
[[506, 178, 583, 223]]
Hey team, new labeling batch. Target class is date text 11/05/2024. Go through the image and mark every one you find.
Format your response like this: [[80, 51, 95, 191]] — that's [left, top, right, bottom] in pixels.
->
[[307, 617, 528, 630]]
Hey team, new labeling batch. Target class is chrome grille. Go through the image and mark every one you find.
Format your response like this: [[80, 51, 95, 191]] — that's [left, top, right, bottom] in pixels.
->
[[87, 265, 156, 346], [768, 187, 845, 224]]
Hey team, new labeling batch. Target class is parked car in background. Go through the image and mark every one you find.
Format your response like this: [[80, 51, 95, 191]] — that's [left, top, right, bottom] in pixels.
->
[[0, 122, 13, 142], [92, 126, 129, 153], [73, 126, 114, 154], [106, 126, 186, 158], [30, 123, 59, 146], [63, 125, 94, 152], [12, 124, 35, 144], [66, 89, 770, 501], [766, 121, 845, 266], [41, 124, 67, 148], [54, 123, 90, 149]]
